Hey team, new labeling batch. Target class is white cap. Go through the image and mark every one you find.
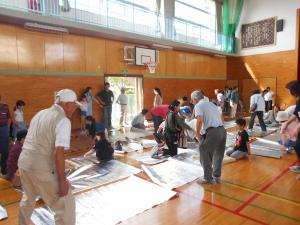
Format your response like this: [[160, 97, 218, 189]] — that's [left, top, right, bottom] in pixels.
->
[[276, 111, 289, 122], [55, 89, 81, 106]]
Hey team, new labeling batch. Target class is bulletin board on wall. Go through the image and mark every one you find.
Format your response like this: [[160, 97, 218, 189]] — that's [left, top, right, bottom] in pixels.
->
[[241, 17, 277, 49]]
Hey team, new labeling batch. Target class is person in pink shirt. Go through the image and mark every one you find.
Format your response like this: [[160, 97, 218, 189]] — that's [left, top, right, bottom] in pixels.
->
[[277, 111, 298, 153], [151, 104, 169, 132]]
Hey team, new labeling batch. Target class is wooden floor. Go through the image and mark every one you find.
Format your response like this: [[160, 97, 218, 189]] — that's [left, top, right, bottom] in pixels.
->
[[1, 126, 300, 225]]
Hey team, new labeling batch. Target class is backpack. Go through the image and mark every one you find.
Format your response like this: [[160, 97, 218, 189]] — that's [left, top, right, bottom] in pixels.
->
[[162, 111, 178, 142]]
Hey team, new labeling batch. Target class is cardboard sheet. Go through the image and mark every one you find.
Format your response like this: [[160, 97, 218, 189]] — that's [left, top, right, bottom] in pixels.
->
[[32, 176, 176, 225], [142, 158, 204, 189]]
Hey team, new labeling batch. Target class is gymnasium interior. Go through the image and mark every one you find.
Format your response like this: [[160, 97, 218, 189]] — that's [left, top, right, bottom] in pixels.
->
[[0, 0, 300, 224]]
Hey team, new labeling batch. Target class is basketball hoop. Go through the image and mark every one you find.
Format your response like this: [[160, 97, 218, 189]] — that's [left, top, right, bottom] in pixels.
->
[[144, 61, 157, 74]]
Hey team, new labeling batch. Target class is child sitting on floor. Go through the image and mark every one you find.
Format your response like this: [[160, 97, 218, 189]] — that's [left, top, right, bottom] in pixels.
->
[[131, 109, 148, 129], [84, 131, 114, 161], [7, 130, 27, 186], [85, 116, 105, 138], [276, 111, 298, 153], [226, 118, 251, 159]]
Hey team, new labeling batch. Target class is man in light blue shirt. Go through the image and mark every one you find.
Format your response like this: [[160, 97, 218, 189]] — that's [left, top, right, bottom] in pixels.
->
[[191, 90, 227, 185]]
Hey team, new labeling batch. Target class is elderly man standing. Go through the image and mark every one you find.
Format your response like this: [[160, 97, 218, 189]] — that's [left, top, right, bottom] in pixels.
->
[[18, 89, 80, 225], [191, 90, 227, 185]]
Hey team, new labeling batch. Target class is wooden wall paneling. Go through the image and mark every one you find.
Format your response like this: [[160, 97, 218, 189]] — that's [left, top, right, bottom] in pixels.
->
[[165, 50, 176, 75], [175, 51, 186, 76], [0, 74, 104, 129], [17, 31, 46, 71], [105, 40, 142, 74], [155, 50, 166, 75], [45, 35, 64, 71], [185, 53, 198, 76], [63, 34, 86, 72], [143, 78, 226, 114], [242, 78, 259, 110], [85, 37, 106, 73], [226, 80, 238, 88], [227, 50, 297, 108], [196, 54, 209, 76], [209, 56, 227, 77], [0, 24, 18, 70]]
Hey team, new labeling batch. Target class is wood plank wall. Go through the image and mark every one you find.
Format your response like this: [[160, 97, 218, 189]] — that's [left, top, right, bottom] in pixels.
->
[[227, 50, 298, 110], [0, 23, 227, 128]]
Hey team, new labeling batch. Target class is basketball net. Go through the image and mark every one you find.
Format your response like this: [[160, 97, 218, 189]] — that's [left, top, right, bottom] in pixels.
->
[[144, 62, 157, 74]]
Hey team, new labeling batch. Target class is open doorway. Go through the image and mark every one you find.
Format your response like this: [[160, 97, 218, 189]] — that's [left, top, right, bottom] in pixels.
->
[[105, 75, 143, 127]]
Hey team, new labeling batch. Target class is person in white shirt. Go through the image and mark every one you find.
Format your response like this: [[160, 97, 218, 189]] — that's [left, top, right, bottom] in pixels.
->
[[214, 89, 224, 109], [13, 100, 27, 138], [264, 87, 274, 112], [18, 89, 80, 225], [248, 89, 267, 134], [191, 90, 226, 185], [131, 109, 148, 129], [116, 87, 128, 127], [79, 95, 88, 133], [223, 86, 231, 115], [285, 105, 296, 117]]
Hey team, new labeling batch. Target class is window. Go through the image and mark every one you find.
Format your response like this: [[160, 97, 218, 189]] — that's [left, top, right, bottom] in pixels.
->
[[174, 0, 216, 44], [175, 0, 216, 30]]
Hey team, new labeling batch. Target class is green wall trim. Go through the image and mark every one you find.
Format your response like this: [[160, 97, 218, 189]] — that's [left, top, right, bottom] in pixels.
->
[[0, 70, 226, 80], [0, 70, 104, 77], [143, 74, 226, 80]]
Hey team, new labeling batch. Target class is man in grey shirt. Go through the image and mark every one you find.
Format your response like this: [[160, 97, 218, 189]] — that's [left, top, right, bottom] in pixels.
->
[[191, 90, 227, 185]]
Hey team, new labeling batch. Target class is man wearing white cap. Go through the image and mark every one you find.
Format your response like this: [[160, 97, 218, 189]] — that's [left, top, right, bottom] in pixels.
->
[[18, 89, 80, 225]]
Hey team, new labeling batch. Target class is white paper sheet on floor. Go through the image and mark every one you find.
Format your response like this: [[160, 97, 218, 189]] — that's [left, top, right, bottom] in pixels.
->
[[31, 176, 176, 225], [66, 159, 141, 193], [142, 158, 204, 189], [0, 205, 8, 220], [129, 148, 195, 165], [224, 120, 236, 129]]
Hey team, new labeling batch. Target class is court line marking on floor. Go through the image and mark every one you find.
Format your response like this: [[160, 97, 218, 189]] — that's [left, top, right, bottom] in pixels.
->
[[234, 160, 298, 213], [174, 188, 269, 225], [205, 189, 300, 223]]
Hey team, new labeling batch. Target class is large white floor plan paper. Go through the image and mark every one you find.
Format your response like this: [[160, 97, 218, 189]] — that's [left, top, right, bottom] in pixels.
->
[[0, 205, 8, 220], [142, 158, 204, 189], [129, 148, 194, 165], [224, 120, 236, 129], [67, 160, 141, 193], [32, 176, 176, 225]]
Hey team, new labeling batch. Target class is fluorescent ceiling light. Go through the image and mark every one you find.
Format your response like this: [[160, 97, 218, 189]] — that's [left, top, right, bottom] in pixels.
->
[[24, 22, 69, 34], [152, 43, 173, 49]]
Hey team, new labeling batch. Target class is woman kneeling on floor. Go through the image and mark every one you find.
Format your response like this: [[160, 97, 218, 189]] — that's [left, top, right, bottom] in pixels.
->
[[226, 118, 251, 159], [163, 100, 193, 156], [84, 131, 114, 161]]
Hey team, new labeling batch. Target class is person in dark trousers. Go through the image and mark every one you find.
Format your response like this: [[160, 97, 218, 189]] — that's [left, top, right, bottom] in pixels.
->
[[96, 82, 114, 130], [150, 104, 169, 132], [7, 130, 27, 182], [282, 80, 300, 180], [163, 100, 192, 156], [0, 95, 11, 176], [264, 87, 274, 112], [226, 118, 250, 159], [248, 89, 267, 136], [85, 116, 105, 138], [191, 90, 226, 185], [84, 131, 114, 161]]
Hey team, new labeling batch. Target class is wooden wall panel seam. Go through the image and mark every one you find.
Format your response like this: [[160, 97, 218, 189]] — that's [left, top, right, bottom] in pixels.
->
[[0, 70, 104, 76]]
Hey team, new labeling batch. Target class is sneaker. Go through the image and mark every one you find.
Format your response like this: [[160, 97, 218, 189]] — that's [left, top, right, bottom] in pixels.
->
[[213, 177, 222, 184], [197, 178, 216, 185], [286, 147, 294, 154], [297, 174, 300, 180], [289, 166, 300, 173]]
